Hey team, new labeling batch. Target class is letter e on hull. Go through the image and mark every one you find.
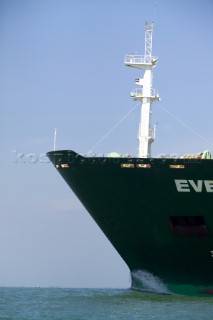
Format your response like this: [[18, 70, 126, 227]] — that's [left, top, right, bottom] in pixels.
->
[[175, 180, 190, 192], [204, 180, 213, 192]]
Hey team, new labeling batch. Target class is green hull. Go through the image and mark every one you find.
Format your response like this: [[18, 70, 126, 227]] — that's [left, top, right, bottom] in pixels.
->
[[47, 150, 213, 296]]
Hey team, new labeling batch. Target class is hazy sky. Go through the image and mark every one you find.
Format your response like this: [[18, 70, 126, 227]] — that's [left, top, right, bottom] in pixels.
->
[[1, 0, 213, 287]]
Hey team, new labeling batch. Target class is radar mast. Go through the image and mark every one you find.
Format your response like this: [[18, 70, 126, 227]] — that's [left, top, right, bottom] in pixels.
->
[[124, 22, 160, 158]]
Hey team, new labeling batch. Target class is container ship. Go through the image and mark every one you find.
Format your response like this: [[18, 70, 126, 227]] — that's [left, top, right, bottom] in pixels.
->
[[47, 22, 213, 296]]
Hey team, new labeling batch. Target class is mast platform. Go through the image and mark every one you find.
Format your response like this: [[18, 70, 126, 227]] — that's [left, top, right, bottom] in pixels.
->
[[124, 54, 158, 69], [130, 88, 160, 102]]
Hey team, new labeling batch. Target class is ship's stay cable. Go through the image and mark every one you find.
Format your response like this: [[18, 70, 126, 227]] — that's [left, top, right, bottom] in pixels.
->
[[87, 99, 212, 156], [87, 102, 140, 155], [158, 102, 213, 147]]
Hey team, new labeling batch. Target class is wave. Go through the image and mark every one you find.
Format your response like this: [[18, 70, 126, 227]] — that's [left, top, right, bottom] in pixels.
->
[[131, 269, 171, 295]]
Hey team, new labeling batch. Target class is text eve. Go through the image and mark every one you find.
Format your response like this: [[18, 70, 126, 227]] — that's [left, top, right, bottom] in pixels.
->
[[174, 180, 213, 192]]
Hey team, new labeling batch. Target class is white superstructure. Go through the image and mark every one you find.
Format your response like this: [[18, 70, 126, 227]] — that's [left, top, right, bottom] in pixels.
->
[[124, 22, 160, 158]]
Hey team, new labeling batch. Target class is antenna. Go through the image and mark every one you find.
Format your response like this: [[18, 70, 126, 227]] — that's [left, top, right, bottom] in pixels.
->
[[153, 0, 157, 21], [53, 128, 57, 151]]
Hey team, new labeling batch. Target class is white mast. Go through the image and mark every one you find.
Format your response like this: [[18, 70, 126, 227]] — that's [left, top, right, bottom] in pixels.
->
[[124, 22, 160, 158]]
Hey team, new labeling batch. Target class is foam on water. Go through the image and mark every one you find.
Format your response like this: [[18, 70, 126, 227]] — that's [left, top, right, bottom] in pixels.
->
[[131, 269, 171, 294]]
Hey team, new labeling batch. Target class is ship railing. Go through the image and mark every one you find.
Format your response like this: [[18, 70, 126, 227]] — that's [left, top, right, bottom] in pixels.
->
[[131, 88, 159, 98], [124, 54, 158, 65], [156, 152, 211, 159], [156, 153, 179, 159]]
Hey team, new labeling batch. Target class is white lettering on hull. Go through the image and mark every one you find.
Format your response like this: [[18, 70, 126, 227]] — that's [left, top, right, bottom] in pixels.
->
[[175, 180, 213, 192]]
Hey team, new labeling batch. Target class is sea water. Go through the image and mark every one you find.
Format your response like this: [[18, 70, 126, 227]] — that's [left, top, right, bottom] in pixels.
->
[[0, 287, 213, 320]]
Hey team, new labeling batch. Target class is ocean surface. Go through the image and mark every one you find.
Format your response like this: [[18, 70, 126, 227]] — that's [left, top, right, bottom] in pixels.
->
[[0, 287, 213, 320]]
